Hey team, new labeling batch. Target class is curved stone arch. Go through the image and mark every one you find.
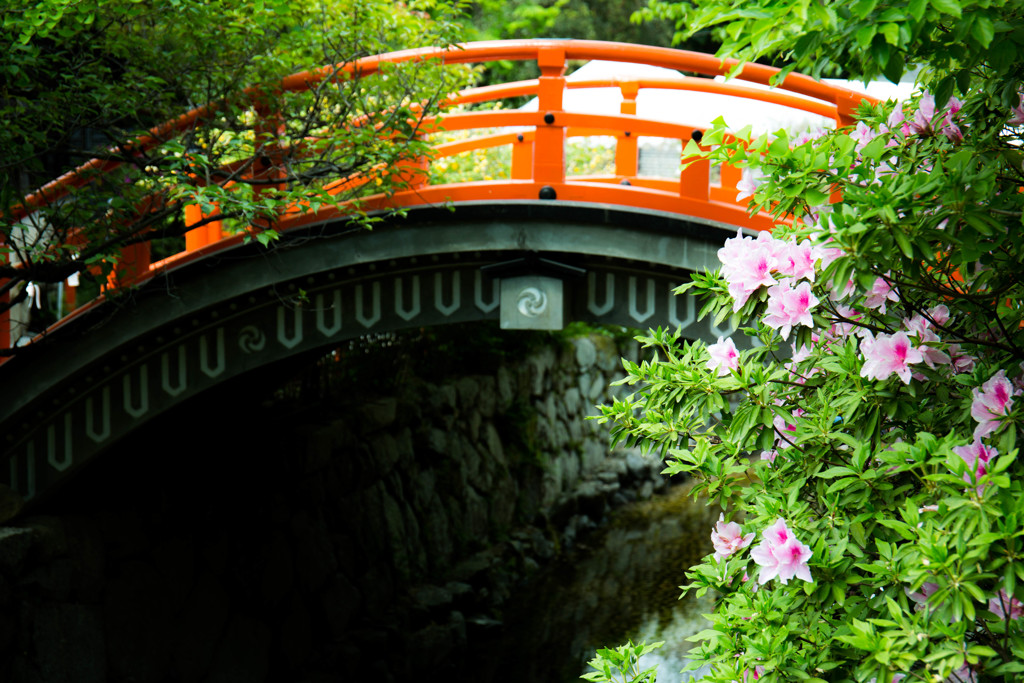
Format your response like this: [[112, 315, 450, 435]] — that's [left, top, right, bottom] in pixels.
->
[[0, 201, 737, 504]]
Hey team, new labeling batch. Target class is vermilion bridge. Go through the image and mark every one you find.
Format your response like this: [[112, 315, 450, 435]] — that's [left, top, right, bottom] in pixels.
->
[[0, 40, 873, 504]]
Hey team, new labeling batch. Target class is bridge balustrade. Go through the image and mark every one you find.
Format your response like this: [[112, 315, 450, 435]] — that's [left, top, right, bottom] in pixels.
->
[[5, 40, 874, 354]]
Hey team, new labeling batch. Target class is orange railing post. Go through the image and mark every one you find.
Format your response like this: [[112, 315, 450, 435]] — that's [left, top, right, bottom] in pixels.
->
[[184, 203, 224, 252], [533, 46, 567, 186], [615, 81, 639, 178], [718, 149, 743, 203], [511, 133, 534, 180], [105, 241, 152, 289], [680, 134, 710, 201], [395, 135, 430, 191]]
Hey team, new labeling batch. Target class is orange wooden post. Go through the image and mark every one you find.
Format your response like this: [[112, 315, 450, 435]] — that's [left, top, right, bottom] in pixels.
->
[[511, 133, 534, 180], [615, 81, 639, 178], [835, 91, 865, 128], [533, 46, 567, 186], [720, 158, 742, 197], [106, 241, 151, 289], [680, 133, 710, 201], [395, 147, 430, 191], [184, 203, 224, 252]]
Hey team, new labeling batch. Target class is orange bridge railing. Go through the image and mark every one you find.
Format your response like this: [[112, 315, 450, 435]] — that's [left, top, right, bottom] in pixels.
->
[[3, 39, 877, 354]]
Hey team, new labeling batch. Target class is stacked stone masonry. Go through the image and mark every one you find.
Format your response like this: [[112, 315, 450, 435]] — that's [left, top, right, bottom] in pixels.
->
[[0, 331, 667, 682]]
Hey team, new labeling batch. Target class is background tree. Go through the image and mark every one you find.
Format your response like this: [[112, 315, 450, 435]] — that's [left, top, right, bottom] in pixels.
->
[[465, 0, 716, 86], [598, 0, 1024, 681], [1, 0, 471, 345]]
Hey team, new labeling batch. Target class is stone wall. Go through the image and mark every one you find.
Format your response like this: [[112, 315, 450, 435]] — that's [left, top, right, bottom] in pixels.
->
[[0, 329, 665, 682]]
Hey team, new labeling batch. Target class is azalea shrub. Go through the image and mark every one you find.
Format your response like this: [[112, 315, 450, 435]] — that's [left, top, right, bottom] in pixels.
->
[[599, 0, 1024, 681]]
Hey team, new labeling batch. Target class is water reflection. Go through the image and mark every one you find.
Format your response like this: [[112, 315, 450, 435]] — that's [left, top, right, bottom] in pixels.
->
[[466, 484, 718, 683]]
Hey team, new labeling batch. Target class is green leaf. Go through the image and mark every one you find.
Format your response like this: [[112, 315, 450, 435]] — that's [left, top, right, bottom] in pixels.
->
[[851, 0, 879, 19], [818, 466, 857, 478], [971, 15, 995, 48], [805, 188, 829, 206], [929, 0, 962, 17], [855, 24, 876, 49], [871, 35, 891, 67], [893, 229, 913, 258], [880, 23, 900, 46]]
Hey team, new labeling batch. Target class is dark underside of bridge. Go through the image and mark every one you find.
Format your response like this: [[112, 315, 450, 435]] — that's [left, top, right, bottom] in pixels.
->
[[1, 313, 694, 683]]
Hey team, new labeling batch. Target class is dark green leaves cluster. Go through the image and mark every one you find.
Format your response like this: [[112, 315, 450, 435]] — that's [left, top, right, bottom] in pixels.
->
[[2, 0, 473, 340]]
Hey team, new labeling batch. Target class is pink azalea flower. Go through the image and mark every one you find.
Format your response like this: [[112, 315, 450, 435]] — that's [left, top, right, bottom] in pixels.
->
[[927, 304, 951, 326], [863, 276, 899, 313], [941, 97, 964, 142], [743, 665, 767, 682], [710, 514, 755, 560], [776, 241, 818, 281], [827, 304, 867, 340], [910, 94, 937, 134], [948, 344, 976, 374], [763, 279, 819, 340], [971, 370, 1018, 439], [749, 518, 813, 585], [867, 675, 905, 683], [989, 589, 1024, 620], [707, 337, 740, 376], [793, 126, 827, 147], [718, 230, 779, 311], [887, 106, 911, 137], [906, 582, 941, 610], [773, 414, 797, 449], [1009, 92, 1024, 127], [952, 440, 997, 494], [735, 167, 766, 201], [903, 314, 950, 368], [859, 331, 924, 384], [850, 121, 878, 151], [791, 343, 813, 363], [907, 93, 963, 142], [830, 276, 856, 301], [947, 664, 978, 683]]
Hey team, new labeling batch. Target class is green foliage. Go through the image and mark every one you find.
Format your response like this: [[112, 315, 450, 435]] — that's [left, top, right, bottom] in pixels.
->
[[2, 0, 472, 341], [583, 640, 664, 683], [464, 0, 698, 87], [594, 0, 1024, 681], [639, 0, 1024, 91]]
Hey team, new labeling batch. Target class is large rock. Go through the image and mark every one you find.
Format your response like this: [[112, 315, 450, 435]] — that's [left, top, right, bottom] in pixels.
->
[[573, 336, 597, 368]]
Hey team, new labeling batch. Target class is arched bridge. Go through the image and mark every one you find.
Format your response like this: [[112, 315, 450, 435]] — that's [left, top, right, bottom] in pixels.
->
[[0, 40, 873, 504]]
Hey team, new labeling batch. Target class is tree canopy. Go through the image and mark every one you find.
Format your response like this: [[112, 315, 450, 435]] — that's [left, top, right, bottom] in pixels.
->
[[1, 0, 471, 344]]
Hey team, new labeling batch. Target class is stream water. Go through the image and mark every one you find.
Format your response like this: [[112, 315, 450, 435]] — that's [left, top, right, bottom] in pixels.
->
[[467, 483, 719, 683]]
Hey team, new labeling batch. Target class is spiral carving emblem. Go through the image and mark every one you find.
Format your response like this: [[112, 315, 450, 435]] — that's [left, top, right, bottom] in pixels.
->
[[238, 326, 266, 354], [516, 287, 548, 318]]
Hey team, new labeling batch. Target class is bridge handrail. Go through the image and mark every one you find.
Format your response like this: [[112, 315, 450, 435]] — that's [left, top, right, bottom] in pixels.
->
[[4, 39, 879, 353], [16, 40, 873, 218], [450, 77, 841, 121]]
